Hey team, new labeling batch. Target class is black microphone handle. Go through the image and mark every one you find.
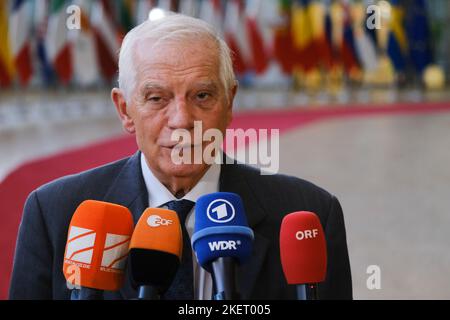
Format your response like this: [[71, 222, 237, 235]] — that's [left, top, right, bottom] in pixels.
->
[[296, 283, 319, 300], [138, 285, 159, 300], [210, 257, 238, 300], [70, 288, 104, 300]]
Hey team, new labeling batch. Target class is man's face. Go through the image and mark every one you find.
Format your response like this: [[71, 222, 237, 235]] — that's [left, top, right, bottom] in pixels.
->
[[116, 38, 235, 179]]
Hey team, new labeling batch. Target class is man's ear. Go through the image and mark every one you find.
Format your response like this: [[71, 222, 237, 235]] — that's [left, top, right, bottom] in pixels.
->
[[225, 81, 238, 126], [111, 88, 135, 134]]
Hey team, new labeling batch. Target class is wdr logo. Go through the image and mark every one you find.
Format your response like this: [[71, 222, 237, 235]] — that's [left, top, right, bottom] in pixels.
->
[[208, 240, 241, 252], [206, 199, 236, 223]]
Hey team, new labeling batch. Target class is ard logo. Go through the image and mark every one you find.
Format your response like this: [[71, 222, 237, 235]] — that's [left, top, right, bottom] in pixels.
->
[[206, 199, 236, 223]]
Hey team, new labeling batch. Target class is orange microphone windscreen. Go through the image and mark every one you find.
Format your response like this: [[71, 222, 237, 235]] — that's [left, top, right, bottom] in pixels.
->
[[128, 208, 183, 291], [63, 200, 134, 291]]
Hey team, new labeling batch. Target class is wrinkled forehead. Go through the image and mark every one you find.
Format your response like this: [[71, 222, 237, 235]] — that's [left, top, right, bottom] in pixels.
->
[[133, 36, 221, 81]]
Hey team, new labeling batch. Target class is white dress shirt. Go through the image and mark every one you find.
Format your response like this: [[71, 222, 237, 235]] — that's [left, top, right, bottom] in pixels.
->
[[140, 153, 220, 300]]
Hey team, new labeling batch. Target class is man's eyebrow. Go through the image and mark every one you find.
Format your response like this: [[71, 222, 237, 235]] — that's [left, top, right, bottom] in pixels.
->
[[140, 82, 167, 93], [193, 81, 219, 90], [139, 81, 220, 95]]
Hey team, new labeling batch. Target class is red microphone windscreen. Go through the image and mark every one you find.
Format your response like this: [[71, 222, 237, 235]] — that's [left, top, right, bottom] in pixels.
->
[[279, 211, 327, 284], [63, 200, 134, 291]]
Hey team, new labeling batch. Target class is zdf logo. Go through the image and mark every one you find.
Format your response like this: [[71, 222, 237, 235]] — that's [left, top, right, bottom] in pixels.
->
[[147, 215, 173, 227], [206, 199, 235, 223], [295, 229, 319, 241]]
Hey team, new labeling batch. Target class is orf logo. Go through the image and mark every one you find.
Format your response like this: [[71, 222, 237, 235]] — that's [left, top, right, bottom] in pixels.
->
[[147, 215, 173, 227], [206, 199, 235, 223], [296, 229, 319, 241]]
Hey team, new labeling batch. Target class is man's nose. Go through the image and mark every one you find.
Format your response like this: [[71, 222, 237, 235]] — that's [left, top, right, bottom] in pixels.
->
[[167, 97, 195, 130]]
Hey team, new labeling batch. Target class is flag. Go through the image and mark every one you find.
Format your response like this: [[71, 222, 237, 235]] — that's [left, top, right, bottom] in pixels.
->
[[9, 0, 34, 86], [91, 0, 120, 82], [46, 0, 73, 84], [70, 0, 100, 86], [291, 0, 317, 73], [199, 0, 223, 35], [0, 1, 15, 87], [324, 3, 345, 91], [308, 0, 334, 71], [179, 0, 198, 17], [353, 31, 378, 71], [250, 0, 293, 87], [365, 3, 378, 49], [351, 2, 378, 72], [273, 0, 296, 74], [324, 3, 340, 70], [118, 0, 135, 35], [157, 0, 174, 12], [386, 0, 408, 73], [136, 0, 156, 24], [329, 0, 344, 50], [33, 0, 54, 85], [245, 0, 269, 74], [341, 2, 360, 76], [224, 0, 251, 74], [405, 0, 432, 75]]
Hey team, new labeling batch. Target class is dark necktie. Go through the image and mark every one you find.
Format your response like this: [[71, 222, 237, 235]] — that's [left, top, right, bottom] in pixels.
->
[[163, 199, 195, 300]]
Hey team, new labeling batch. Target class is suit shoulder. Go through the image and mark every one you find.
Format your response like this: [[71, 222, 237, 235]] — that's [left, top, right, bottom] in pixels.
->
[[34, 156, 131, 203], [234, 163, 337, 224], [237, 163, 334, 201]]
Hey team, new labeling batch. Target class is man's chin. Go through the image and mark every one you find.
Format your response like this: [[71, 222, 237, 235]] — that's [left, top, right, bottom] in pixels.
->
[[161, 162, 209, 178]]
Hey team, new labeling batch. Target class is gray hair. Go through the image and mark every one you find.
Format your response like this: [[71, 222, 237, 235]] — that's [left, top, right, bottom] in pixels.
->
[[118, 13, 236, 103]]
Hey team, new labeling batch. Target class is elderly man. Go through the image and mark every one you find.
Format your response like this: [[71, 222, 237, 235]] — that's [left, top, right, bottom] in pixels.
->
[[9, 14, 351, 300]]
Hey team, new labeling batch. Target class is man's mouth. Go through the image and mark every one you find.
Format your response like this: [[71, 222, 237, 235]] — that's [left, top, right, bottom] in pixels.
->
[[160, 143, 202, 150]]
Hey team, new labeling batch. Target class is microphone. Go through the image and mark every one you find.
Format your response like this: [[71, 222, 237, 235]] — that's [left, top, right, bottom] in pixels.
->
[[279, 211, 327, 300], [128, 208, 182, 300], [191, 192, 254, 300], [63, 200, 134, 300]]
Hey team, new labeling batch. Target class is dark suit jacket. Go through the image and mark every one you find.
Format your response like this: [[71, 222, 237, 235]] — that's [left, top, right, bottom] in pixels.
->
[[9, 151, 352, 300]]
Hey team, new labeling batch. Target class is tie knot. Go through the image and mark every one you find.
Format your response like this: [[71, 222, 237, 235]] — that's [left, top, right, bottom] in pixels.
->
[[165, 200, 195, 224]]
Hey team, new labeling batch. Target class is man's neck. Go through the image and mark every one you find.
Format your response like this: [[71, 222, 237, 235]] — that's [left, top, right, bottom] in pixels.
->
[[147, 163, 211, 199]]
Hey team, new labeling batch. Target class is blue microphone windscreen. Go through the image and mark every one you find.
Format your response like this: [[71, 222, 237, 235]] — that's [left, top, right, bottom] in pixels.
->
[[192, 192, 254, 268]]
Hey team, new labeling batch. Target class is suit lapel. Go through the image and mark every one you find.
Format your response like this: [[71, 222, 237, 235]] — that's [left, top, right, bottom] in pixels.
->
[[102, 151, 147, 300], [103, 151, 148, 223], [219, 160, 270, 299]]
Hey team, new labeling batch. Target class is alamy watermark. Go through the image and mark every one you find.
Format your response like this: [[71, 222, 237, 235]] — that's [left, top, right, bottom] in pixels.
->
[[366, 0, 397, 31], [65, 4, 386, 31], [66, 5, 81, 30], [170, 121, 280, 175], [366, 265, 382, 290], [65, 264, 81, 290]]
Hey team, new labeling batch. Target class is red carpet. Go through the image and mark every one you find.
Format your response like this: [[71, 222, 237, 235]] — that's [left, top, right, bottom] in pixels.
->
[[1, 101, 449, 299]]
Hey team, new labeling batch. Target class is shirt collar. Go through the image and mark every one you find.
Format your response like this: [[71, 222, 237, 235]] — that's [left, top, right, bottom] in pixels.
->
[[140, 152, 221, 207]]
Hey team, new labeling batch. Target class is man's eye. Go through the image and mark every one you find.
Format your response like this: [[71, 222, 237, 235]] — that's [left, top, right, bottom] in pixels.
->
[[148, 96, 162, 102], [196, 92, 211, 100]]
